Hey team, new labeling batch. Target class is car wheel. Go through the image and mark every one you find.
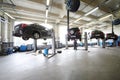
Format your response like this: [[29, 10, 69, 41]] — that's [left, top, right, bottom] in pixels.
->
[[22, 36, 29, 40], [90, 37, 93, 39], [44, 38, 46, 40], [67, 35, 70, 41], [70, 30, 74, 35], [33, 32, 40, 39], [19, 30, 23, 34], [68, 38, 70, 41], [66, 0, 80, 12], [79, 38, 81, 41]]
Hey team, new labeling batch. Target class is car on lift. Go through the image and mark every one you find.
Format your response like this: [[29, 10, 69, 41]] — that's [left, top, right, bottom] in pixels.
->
[[106, 33, 118, 41], [112, 18, 120, 25], [67, 27, 81, 41], [13, 23, 52, 40], [90, 30, 105, 39]]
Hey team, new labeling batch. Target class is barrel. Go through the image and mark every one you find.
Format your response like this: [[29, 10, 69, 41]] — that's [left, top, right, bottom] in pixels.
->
[[44, 48, 48, 55]]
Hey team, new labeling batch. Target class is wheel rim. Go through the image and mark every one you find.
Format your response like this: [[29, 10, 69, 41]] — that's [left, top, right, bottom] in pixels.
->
[[34, 33, 40, 39], [22, 36, 29, 40]]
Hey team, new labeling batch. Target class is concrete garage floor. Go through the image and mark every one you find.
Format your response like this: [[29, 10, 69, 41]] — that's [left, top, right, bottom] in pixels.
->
[[0, 47, 120, 80]]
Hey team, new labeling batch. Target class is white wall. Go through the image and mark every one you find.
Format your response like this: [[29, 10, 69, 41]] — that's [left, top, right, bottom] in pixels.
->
[[59, 25, 67, 44]]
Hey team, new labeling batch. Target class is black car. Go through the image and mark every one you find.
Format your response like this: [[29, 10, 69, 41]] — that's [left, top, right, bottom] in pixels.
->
[[90, 30, 105, 39], [67, 27, 81, 41], [13, 23, 52, 40], [112, 18, 120, 25], [106, 33, 118, 41]]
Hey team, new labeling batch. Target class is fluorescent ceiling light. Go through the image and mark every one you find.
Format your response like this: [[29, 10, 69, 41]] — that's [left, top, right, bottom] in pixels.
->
[[86, 21, 95, 26], [5, 12, 15, 19], [74, 17, 82, 23], [71, 7, 98, 25], [46, 0, 50, 6], [45, 9, 48, 18], [105, 0, 111, 4], [99, 14, 112, 21], [84, 7, 99, 16]]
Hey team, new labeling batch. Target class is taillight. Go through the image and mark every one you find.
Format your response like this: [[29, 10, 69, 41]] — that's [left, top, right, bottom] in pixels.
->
[[21, 24, 27, 28], [92, 32, 94, 34]]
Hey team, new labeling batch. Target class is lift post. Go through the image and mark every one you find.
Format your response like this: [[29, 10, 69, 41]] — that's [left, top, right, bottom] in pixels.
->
[[97, 39, 100, 46], [51, 29, 56, 55], [102, 38, 105, 48], [66, 10, 70, 49], [65, 35, 68, 49], [33, 39, 37, 52], [73, 39, 77, 50], [84, 32, 88, 51], [43, 29, 57, 58]]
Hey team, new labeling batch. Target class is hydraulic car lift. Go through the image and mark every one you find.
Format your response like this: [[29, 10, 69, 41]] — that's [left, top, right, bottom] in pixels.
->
[[97, 39, 105, 48], [65, 32, 88, 51], [33, 29, 57, 58], [66, 6, 88, 50]]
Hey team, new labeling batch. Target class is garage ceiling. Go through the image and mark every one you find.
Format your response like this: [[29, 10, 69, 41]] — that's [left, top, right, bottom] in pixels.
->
[[0, 0, 120, 29]]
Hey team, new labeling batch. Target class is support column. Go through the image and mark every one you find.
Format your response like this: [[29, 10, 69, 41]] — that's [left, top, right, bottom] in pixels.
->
[[0, 16, 2, 52], [8, 19, 14, 42], [52, 29, 56, 54], [53, 23, 60, 48], [1, 18, 6, 42], [4, 16, 8, 42]]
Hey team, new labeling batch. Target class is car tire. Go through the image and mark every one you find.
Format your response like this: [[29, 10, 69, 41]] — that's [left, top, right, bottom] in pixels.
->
[[67, 35, 70, 41], [68, 38, 70, 41], [33, 32, 40, 39], [44, 38, 46, 40], [66, 0, 80, 12], [22, 36, 29, 40], [69, 30, 74, 35], [19, 30, 23, 34], [79, 38, 81, 41]]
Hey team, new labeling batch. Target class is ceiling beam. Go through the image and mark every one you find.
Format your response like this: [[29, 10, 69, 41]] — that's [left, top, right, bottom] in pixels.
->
[[15, 6, 59, 17], [76, 10, 98, 19], [16, 17, 55, 24], [29, 0, 45, 4], [30, 0, 63, 9], [2, 6, 59, 18], [10, 13, 56, 21]]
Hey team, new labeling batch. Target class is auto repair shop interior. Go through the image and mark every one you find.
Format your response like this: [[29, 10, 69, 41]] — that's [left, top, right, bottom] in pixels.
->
[[0, 0, 120, 80]]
